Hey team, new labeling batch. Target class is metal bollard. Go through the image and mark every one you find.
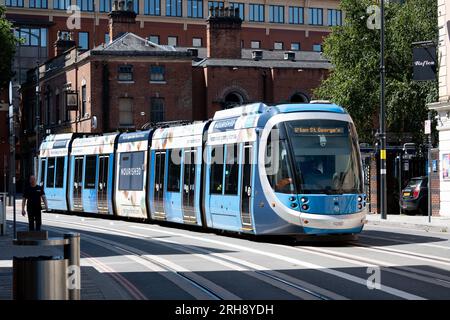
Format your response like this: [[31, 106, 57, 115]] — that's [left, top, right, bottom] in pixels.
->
[[64, 233, 80, 300]]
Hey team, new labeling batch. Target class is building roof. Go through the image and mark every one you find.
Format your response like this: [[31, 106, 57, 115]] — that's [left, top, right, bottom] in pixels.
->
[[193, 58, 331, 69], [90, 33, 192, 57], [184, 47, 332, 69]]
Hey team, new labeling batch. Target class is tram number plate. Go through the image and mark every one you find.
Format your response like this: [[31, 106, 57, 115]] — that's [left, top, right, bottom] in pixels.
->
[[333, 221, 344, 226]]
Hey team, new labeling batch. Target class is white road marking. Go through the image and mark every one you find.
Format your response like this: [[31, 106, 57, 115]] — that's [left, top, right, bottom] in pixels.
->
[[130, 225, 426, 300], [46, 221, 240, 300], [287, 246, 450, 290], [360, 234, 450, 250]]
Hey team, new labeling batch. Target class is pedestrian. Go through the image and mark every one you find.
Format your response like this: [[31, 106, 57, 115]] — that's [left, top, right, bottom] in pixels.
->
[[22, 175, 48, 231]]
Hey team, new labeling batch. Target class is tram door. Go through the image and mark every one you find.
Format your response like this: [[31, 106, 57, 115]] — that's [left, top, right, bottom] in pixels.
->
[[97, 155, 109, 214], [183, 149, 197, 224], [39, 158, 47, 186], [73, 156, 83, 211], [153, 151, 166, 220], [241, 143, 253, 229]]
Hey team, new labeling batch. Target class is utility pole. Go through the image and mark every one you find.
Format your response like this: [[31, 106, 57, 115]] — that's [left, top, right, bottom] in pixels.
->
[[379, 0, 388, 220], [35, 63, 40, 174], [8, 82, 17, 239], [427, 112, 432, 223], [35, 30, 41, 176]]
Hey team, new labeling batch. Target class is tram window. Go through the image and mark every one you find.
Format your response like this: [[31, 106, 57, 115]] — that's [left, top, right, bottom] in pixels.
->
[[46, 158, 55, 188], [55, 157, 65, 188], [39, 159, 46, 186], [210, 146, 224, 194], [266, 134, 295, 194], [119, 151, 145, 191], [224, 144, 239, 195], [84, 156, 97, 189], [167, 149, 181, 192]]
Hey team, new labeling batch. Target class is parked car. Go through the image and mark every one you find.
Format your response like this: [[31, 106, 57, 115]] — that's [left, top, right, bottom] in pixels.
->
[[399, 177, 428, 215]]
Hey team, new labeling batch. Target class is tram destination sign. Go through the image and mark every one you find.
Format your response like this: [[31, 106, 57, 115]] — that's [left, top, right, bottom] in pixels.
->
[[294, 127, 345, 134]]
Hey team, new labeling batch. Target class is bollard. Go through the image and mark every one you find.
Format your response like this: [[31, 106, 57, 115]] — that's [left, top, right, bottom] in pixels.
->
[[64, 233, 80, 300]]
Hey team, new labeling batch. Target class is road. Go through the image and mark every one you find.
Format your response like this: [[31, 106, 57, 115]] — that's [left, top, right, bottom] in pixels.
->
[[6, 211, 450, 300]]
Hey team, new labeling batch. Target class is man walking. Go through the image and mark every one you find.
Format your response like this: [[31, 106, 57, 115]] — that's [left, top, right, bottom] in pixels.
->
[[22, 175, 48, 231]]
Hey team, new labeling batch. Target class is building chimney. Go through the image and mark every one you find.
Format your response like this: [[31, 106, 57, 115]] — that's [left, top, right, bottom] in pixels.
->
[[54, 31, 76, 56], [108, 0, 137, 43], [207, 6, 242, 59]]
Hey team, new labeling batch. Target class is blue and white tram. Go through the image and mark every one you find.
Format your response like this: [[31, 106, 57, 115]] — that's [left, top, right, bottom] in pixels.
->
[[38, 133, 77, 212], [39, 102, 367, 237], [149, 122, 207, 225], [255, 103, 366, 235], [114, 131, 151, 219], [69, 134, 119, 215]]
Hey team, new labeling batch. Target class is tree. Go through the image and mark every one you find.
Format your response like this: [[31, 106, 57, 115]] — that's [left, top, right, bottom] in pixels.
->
[[314, 0, 438, 144], [0, 6, 17, 88]]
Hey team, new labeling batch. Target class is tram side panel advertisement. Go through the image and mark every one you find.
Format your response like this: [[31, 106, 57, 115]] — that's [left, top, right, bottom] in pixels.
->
[[119, 151, 145, 191]]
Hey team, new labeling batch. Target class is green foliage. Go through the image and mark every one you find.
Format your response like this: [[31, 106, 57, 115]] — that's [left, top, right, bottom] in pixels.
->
[[0, 6, 17, 88], [314, 0, 438, 144]]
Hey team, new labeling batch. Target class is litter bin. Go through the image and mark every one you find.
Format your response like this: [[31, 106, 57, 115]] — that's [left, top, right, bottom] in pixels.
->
[[13, 255, 68, 300], [12, 235, 80, 300]]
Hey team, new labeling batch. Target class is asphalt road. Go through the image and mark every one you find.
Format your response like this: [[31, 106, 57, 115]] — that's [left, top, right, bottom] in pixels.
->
[[7, 211, 450, 300]]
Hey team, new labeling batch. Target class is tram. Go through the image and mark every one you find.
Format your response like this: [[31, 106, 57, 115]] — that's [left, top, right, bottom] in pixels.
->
[[38, 102, 367, 236]]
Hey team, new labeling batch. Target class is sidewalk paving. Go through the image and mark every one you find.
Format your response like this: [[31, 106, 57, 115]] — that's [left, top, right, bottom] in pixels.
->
[[366, 213, 450, 233]]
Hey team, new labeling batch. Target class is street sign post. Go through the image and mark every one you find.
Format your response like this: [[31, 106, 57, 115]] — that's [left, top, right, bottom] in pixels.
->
[[8, 81, 16, 238]]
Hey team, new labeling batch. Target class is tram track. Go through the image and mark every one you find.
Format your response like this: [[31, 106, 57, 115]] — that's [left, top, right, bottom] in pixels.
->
[[43, 217, 332, 300], [44, 215, 425, 299], [44, 223, 233, 300], [286, 245, 450, 290], [40, 213, 450, 299]]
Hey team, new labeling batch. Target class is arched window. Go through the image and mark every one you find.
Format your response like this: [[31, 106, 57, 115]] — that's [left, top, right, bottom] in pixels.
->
[[223, 92, 244, 109], [290, 92, 309, 103]]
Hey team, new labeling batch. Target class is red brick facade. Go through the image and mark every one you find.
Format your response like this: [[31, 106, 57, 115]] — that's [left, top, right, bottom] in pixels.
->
[[17, 6, 331, 190]]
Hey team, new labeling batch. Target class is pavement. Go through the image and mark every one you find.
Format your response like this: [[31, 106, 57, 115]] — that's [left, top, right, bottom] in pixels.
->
[[366, 213, 450, 233]]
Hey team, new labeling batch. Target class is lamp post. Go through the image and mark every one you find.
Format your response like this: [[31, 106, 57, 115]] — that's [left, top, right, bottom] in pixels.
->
[[14, 27, 42, 175], [379, 0, 388, 220], [35, 64, 40, 174], [8, 81, 16, 238]]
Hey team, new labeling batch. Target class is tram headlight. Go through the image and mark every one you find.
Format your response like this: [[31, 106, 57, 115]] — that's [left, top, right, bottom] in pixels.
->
[[300, 197, 308, 203], [358, 203, 363, 210], [357, 196, 363, 202], [301, 204, 309, 211]]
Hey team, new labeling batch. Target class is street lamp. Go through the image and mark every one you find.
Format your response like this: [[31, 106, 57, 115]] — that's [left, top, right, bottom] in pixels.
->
[[379, 0, 388, 220], [35, 67, 41, 173], [13, 27, 42, 175]]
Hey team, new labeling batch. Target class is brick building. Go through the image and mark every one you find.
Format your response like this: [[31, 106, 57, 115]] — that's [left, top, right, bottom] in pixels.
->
[[17, 4, 331, 191]]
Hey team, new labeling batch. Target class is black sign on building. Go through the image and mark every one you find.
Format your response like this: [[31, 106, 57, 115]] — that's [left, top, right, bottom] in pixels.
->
[[413, 44, 437, 81]]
